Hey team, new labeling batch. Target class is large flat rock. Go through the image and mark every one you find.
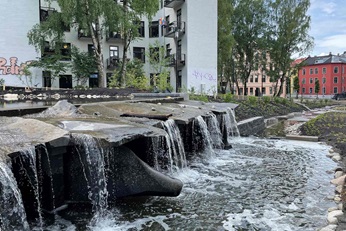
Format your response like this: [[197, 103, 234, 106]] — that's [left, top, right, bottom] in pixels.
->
[[0, 117, 68, 160]]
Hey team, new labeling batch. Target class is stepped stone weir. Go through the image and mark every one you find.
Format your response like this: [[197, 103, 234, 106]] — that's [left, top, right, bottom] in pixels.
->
[[0, 99, 240, 229]]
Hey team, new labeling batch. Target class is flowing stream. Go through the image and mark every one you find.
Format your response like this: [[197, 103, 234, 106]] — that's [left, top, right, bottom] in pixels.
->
[[42, 137, 335, 231]]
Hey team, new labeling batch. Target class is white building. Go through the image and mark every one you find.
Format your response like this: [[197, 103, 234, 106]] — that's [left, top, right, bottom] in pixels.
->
[[0, 0, 217, 94]]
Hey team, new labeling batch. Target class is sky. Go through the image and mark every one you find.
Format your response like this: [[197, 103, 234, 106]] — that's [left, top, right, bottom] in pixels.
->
[[307, 0, 346, 56]]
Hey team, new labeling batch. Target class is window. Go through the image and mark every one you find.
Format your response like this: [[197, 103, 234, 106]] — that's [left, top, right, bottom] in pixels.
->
[[323, 87, 326, 95], [309, 88, 313, 94], [262, 87, 266, 95], [150, 47, 159, 62], [250, 88, 253, 95], [334, 87, 338, 94], [302, 78, 306, 84], [88, 44, 95, 55], [334, 66, 339, 73], [149, 21, 159, 37], [323, 77, 326, 84], [309, 78, 313, 84], [138, 21, 145, 37], [269, 87, 273, 94], [309, 68, 313, 74], [254, 75, 258, 82], [315, 68, 318, 74], [59, 75, 72, 88], [110, 46, 119, 58], [262, 75, 266, 83], [315, 78, 318, 83], [166, 44, 171, 57], [60, 43, 71, 61], [334, 77, 338, 83], [302, 69, 306, 75], [249, 75, 253, 82], [133, 47, 145, 62], [322, 67, 326, 74], [343, 66, 345, 74], [302, 88, 305, 94], [42, 71, 51, 87]]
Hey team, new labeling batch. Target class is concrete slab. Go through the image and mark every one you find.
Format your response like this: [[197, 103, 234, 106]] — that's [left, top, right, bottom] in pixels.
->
[[285, 135, 319, 142]]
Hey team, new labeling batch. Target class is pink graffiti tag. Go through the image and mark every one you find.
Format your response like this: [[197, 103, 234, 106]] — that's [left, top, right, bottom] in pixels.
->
[[192, 70, 216, 82], [0, 57, 32, 75]]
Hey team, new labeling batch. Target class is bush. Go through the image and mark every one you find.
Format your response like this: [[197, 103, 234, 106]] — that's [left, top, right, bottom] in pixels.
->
[[223, 93, 234, 102], [248, 96, 257, 105], [262, 96, 271, 104], [273, 97, 281, 104], [190, 94, 209, 102]]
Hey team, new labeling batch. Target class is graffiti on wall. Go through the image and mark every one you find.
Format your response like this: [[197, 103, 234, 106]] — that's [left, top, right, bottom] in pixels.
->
[[192, 69, 217, 82], [0, 57, 32, 75]]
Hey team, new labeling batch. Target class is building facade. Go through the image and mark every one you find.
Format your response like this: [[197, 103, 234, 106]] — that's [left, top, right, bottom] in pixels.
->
[[298, 53, 346, 98], [0, 0, 218, 94]]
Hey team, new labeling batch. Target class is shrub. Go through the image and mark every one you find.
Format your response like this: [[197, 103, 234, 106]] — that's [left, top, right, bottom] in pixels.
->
[[248, 96, 257, 105], [273, 97, 281, 104], [190, 94, 209, 102], [223, 93, 234, 102], [262, 96, 271, 104]]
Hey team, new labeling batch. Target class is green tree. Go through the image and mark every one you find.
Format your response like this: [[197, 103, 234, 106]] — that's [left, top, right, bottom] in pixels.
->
[[146, 41, 172, 92], [266, 0, 313, 97], [118, 0, 159, 87], [315, 78, 320, 98], [70, 46, 97, 86], [293, 76, 300, 99], [231, 0, 268, 95], [26, 54, 69, 86], [218, 0, 235, 93]]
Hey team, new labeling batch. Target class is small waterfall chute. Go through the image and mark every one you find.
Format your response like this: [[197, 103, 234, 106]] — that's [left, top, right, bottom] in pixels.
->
[[192, 116, 214, 157], [162, 119, 187, 172], [19, 147, 44, 229], [224, 108, 240, 140], [71, 134, 108, 219], [206, 113, 224, 149], [0, 161, 30, 231]]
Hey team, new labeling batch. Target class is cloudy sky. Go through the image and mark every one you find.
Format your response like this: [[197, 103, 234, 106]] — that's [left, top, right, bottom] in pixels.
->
[[308, 0, 346, 56]]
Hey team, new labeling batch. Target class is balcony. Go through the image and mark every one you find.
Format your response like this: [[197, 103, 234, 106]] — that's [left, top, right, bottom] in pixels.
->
[[40, 7, 56, 22], [166, 53, 185, 67], [107, 57, 120, 70], [164, 0, 184, 8], [78, 28, 92, 39], [106, 31, 123, 42], [164, 21, 185, 38], [41, 47, 55, 58]]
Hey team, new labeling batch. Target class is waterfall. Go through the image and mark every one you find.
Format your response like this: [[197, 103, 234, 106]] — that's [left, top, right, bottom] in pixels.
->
[[149, 136, 172, 172], [224, 108, 240, 138], [192, 116, 214, 157], [206, 113, 223, 149], [20, 147, 44, 229], [0, 162, 30, 231], [162, 119, 187, 172], [71, 134, 108, 217]]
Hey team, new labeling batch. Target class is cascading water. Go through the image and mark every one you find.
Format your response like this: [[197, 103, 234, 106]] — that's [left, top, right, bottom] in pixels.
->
[[71, 134, 108, 221], [19, 147, 44, 229], [206, 113, 223, 149], [162, 119, 187, 172], [0, 162, 30, 231], [224, 108, 240, 140], [192, 116, 214, 157], [149, 136, 172, 172]]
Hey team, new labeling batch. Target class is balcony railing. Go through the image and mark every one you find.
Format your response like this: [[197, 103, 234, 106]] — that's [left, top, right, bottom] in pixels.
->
[[106, 31, 123, 42], [164, 21, 185, 38], [164, 0, 184, 8], [166, 53, 185, 67], [78, 28, 92, 39], [40, 7, 56, 22], [107, 57, 120, 70]]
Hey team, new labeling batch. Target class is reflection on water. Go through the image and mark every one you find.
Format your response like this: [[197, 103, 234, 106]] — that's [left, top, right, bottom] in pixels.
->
[[42, 137, 336, 231], [0, 98, 128, 110]]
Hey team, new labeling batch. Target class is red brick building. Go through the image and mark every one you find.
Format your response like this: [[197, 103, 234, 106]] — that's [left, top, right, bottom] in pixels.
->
[[298, 52, 346, 98]]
